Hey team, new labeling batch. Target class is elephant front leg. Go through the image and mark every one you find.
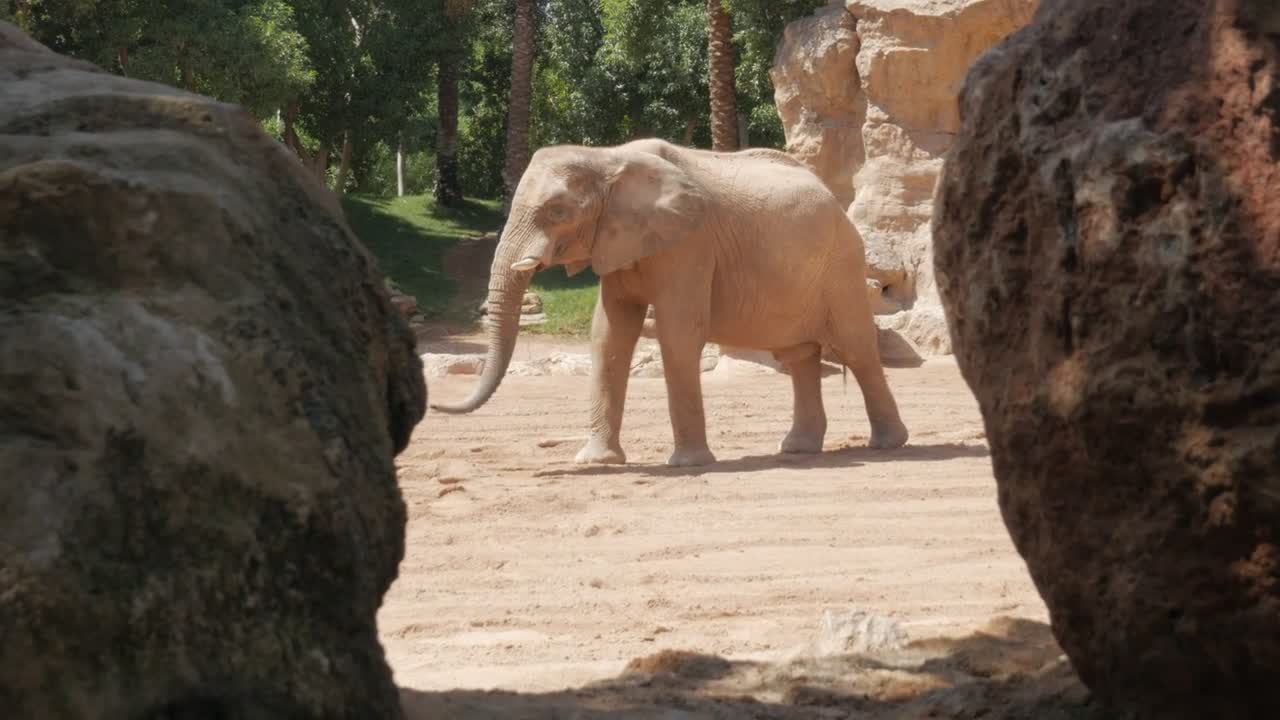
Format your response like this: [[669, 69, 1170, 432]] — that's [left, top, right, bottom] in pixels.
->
[[655, 312, 716, 468], [575, 289, 646, 465]]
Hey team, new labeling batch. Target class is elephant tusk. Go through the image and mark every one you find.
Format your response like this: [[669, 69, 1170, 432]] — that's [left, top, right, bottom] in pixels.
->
[[510, 258, 539, 272]]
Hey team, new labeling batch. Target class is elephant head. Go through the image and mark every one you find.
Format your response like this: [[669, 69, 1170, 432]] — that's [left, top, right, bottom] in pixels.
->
[[430, 143, 708, 414]]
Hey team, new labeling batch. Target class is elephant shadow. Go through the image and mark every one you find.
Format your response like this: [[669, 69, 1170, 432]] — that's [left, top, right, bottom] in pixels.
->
[[536, 442, 989, 479]]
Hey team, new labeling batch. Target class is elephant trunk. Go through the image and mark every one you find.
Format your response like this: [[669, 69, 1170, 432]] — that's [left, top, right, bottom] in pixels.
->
[[429, 233, 540, 414]]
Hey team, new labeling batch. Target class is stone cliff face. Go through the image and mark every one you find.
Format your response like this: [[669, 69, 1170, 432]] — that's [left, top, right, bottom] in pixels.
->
[[772, 0, 1038, 357]]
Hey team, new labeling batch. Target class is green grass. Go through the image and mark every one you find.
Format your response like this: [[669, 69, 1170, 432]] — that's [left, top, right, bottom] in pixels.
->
[[343, 193, 600, 335], [526, 266, 599, 337], [342, 194, 504, 317]]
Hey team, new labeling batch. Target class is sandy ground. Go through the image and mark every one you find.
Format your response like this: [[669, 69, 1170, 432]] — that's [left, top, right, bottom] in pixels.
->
[[380, 334, 1053, 707]]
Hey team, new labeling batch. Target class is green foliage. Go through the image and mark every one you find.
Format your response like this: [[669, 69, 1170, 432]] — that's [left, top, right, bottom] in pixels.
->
[[8, 0, 315, 114], [285, 0, 442, 153], [456, 0, 512, 197], [7, 0, 834, 333], [526, 266, 599, 336], [354, 143, 440, 197], [728, 0, 828, 145], [533, 0, 709, 148], [342, 194, 504, 316]]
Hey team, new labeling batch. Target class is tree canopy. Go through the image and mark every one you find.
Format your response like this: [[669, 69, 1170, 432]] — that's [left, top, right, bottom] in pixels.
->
[[5, 0, 828, 197]]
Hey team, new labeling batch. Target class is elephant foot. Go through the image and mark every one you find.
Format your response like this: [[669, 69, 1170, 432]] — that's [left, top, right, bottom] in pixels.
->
[[868, 420, 909, 450], [575, 439, 627, 465], [779, 430, 824, 454], [667, 445, 716, 467]]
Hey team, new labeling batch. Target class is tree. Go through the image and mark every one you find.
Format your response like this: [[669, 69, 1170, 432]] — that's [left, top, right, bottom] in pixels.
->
[[433, 0, 470, 207], [282, 0, 439, 191], [502, 0, 537, 213], [725, 0, 826, 148], [8, 0, 314, 114], [705, 0, 738, 151]]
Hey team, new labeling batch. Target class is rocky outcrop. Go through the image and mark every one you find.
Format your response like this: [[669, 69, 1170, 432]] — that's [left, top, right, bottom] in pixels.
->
[[772, 3, 864, 208], [933, 1, 1280, 716], [0, 22, 425, 719], [772, 0, 1037, 358]]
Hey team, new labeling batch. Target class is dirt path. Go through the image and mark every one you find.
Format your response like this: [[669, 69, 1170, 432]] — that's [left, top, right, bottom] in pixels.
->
[[383, 355, 1049, 697]]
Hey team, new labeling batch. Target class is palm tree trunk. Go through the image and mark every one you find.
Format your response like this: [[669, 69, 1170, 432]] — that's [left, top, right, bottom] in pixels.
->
[[434, 56, 463, 207], [706, 0, 739, 152], [282, 99, 329, 181], [396, 133, 406, 197], [503, 0, 537, 215], [334, 130, 353, 194]]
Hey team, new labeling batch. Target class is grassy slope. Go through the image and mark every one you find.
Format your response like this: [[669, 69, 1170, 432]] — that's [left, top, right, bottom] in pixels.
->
[[343, 193, 599, 335]]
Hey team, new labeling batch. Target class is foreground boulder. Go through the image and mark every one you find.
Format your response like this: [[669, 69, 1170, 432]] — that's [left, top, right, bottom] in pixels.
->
[[0, 23, 425, 719], [934, 1, 1280, 716]]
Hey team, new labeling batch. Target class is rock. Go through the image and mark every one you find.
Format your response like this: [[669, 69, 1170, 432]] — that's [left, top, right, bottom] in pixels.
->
[[389, 290, 419, 319], [875, 307, 950, 358], [865, 278, 903, 316], [771, 0, 1038, 356], [812, 609, 908, 657], [422, 353, 487, 377], [714, 347, 843, 377], [933, 1, 1280, 716], [699, 348, 720, 373], [874, 326, 925, 369], [521, 291, 543, 314], [0, 23, 424, 719], [639, 317, 658, 339], [508, 352, 593, 377], [715, 346, 787, 375], [630, 348, 667, 378], [771, 2, 864, 207]]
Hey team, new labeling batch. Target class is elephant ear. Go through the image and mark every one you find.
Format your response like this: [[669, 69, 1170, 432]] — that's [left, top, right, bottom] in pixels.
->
[[591, 150, 708, 276]]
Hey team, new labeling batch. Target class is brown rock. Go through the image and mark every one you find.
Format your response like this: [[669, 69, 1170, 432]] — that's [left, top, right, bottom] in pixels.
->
[[0, 23, 424, 719], [934, 1, 1280, 716], [390, 292, 419, 318]]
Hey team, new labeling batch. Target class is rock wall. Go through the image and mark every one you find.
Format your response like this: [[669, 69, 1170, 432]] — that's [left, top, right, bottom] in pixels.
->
[[0, 22, 425, 718], [934, 0, 1280, 716], [772, 0, 1038, 356]]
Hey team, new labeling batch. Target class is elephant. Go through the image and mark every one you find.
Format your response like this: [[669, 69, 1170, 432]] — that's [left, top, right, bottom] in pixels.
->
[[431, 138, 908, 467]]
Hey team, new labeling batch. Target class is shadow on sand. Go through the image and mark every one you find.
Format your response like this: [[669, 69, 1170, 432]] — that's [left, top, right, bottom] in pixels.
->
[[534, 442, 989, 479], [400, 617, 1120, 720]]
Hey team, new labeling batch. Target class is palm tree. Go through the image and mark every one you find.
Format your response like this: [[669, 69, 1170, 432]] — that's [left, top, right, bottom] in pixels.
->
[[434, 0, 468, 208], [433, 56, 462, 206], [706, 0, 739, 152], [503, 0, 537, 214]]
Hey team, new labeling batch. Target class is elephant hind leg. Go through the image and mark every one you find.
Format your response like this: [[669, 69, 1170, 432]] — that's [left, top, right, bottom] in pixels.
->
[[825, 295, 908, 450], [653, 302, 716, 467], [778, 347, 827, 454]]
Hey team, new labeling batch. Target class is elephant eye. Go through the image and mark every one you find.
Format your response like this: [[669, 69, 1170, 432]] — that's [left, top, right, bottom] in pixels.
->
[[545, 205, 570, 223]]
